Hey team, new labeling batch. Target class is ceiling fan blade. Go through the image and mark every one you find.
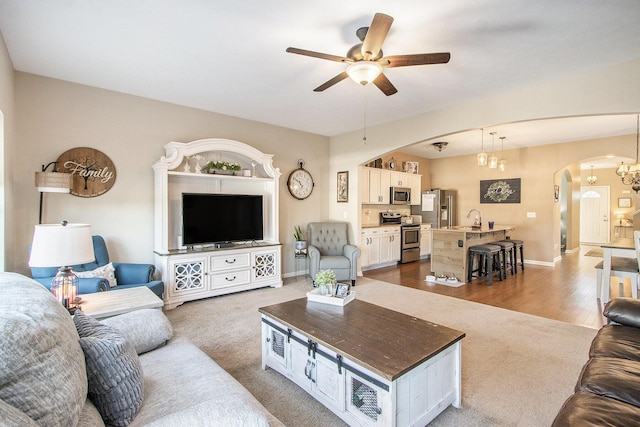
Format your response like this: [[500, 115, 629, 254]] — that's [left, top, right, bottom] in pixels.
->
[[361, 13, 393, 60], [373, 73, 398, 96], [381, 52, 451, 68], [286, 47, 350, 63], [313, 72, 349, 92]]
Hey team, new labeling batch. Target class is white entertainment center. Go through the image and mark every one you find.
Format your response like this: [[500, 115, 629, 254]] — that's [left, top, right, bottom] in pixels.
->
[[153, 138, 282, 309]]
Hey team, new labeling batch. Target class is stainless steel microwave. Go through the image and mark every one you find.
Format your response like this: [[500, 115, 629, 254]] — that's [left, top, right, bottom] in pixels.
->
[[390, 187, 411, 204]]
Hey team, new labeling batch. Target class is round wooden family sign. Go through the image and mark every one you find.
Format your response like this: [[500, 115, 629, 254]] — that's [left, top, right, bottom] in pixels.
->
[[56, 147, 117, 197]]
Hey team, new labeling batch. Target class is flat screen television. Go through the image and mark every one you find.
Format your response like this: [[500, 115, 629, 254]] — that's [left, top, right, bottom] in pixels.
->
[[182, 193, 263, 246]]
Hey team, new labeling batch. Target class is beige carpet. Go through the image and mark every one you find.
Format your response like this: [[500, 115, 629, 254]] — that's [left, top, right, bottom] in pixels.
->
[[165, 278, 597, 426]]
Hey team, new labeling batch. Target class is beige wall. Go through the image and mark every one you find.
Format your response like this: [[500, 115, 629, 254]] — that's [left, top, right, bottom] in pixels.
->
[[330, 59, 640, 265], [0, 32, 15, 272], [12, 72, 330, 276]]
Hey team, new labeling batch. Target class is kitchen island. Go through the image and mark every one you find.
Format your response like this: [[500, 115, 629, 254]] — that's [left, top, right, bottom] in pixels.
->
[[431, 225, 515, 283]]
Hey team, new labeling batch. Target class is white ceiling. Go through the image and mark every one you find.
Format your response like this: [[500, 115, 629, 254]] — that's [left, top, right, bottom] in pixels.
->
[[1, 1, 640, 164]]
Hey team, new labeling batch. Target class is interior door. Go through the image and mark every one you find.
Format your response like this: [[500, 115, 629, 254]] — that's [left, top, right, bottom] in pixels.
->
[[580, 186, 610, 244]]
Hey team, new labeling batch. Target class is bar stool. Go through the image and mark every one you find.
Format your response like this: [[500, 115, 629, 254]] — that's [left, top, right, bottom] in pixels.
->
[[499, 239, 524, 272], [492, 240, 516, 278], [467, 244, 503, 285]]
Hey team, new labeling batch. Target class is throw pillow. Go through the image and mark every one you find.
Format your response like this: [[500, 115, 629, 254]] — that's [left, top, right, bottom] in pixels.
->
[[76, 263, 117, 287], [73, 310, 144, 427], [101, 309, 173, 355]]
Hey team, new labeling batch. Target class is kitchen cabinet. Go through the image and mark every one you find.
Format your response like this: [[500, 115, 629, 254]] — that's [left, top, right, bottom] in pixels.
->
[[359, 166, 371, 203], [361, 226, 400, 269], [420, 225, 432, 258], [368, 168, 391, 204], [407, 173, 422, 205], [360, 166, 421, 205]]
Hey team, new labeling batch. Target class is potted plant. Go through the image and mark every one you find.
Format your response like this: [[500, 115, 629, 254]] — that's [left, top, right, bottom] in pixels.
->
[[314, 269, 336, 296], [293, 225, 306, 251], [203, 161, 241, 175]]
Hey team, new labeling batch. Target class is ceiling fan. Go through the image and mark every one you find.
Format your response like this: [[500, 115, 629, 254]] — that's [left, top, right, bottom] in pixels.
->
[[286, 13, 450, 96]]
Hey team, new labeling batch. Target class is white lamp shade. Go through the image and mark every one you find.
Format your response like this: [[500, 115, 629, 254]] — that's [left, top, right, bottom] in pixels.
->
[[346, 61, 383, 85], [488, 154, 498, 169], [29, 223, 94, 267], [477, 152, 488, 166]]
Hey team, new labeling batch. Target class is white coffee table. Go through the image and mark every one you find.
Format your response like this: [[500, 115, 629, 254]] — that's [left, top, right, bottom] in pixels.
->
[[78, 287, 163, 319]]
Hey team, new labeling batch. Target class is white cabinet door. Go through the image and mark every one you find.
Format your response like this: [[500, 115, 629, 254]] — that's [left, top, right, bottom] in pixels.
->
[[380, 228, 400, 263], [390, 172, 406, 187], [367, 169, 391, 204], [379, 170, 391, 204], [168, 256, 209, 299], [290, 340, 313, 393], [251, 249, 280, 284], [390, 230, 401, 262], [359, 166, 371, 204], [263, 323, 289, 374], [368, 169, 382, 204], [361, 229, 382, 267], [408, 174, 422, 205], [345, 370, 389, 426], [314, 352, 345, 412], [420, 228, 432, 257]]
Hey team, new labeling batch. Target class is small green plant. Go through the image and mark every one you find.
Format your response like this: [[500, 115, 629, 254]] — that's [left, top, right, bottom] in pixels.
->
[[314, 269, 336, 287], [204, 161, 241, 172], [293, 225, 304, 241]]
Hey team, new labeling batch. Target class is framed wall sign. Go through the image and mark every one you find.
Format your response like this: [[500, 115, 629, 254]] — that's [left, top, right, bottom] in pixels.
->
[[56, 147, 117, 197], [337, 171, 348, 202], [480, 178, 521, 204], [618, 197, 632, 208]]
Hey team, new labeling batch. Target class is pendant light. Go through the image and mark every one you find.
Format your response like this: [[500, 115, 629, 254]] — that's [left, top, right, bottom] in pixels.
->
[[477, 128, 488, 166], [498, 136, 507, 172], [587, 165, 597, 185], [488, 132, 498, 169]]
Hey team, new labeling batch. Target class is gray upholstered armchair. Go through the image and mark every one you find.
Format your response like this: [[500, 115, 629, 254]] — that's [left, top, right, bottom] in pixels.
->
[[307, 222, 361, 286]]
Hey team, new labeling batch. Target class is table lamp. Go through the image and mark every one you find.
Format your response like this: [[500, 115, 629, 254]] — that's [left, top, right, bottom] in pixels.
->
[[28, 221, 94, 312]]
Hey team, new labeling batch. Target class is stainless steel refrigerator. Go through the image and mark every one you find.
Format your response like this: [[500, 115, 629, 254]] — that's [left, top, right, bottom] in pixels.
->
[[411, 189, 456, 228]]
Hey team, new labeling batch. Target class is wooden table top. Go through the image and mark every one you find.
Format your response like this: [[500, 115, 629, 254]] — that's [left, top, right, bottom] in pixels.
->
[[259, 298, 465, 381], [79, 286, 164, 319]]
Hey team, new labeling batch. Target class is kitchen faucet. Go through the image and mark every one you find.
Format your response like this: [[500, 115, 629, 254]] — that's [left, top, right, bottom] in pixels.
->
[[467, 209, 482, 228]]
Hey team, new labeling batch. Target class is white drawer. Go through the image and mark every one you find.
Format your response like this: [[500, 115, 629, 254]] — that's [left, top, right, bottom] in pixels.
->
[[210, 253, 251, 270], [211, 269, 251, 288]]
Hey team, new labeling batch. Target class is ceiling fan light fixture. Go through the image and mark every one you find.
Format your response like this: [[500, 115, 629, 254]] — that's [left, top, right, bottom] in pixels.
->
[[346, 61, 383, 85], [432, 141, 448, 152]]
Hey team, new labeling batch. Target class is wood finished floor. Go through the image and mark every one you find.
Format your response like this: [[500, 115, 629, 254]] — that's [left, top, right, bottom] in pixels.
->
[[362, 246, 634, 329]]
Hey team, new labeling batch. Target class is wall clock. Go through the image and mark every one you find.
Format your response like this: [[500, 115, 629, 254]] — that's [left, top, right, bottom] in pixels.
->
[[287, 160, 314, 200], [56, 147, 117, 197]]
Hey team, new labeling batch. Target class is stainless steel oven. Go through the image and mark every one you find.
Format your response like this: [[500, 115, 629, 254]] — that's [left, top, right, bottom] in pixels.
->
[[400, 224, 421, 264]]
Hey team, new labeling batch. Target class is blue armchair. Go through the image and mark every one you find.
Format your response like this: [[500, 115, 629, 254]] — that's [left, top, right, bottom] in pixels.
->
[[30, 235, 164, 298]]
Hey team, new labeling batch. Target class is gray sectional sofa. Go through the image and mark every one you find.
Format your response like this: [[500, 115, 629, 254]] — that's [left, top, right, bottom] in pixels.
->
[[0, 272, 283, 426]]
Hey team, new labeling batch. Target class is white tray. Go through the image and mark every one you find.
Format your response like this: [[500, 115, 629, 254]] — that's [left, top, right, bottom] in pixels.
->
[[306, 288, 355, 306]]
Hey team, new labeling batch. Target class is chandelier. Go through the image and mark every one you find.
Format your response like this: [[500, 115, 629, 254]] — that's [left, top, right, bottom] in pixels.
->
[[616, 114, 640, 192], [587, 165, 597, 185]]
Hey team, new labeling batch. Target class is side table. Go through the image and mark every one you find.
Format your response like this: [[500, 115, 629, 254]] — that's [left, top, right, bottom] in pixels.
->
[[295, 248, 308, 281], [78, 286, 164, 320]]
